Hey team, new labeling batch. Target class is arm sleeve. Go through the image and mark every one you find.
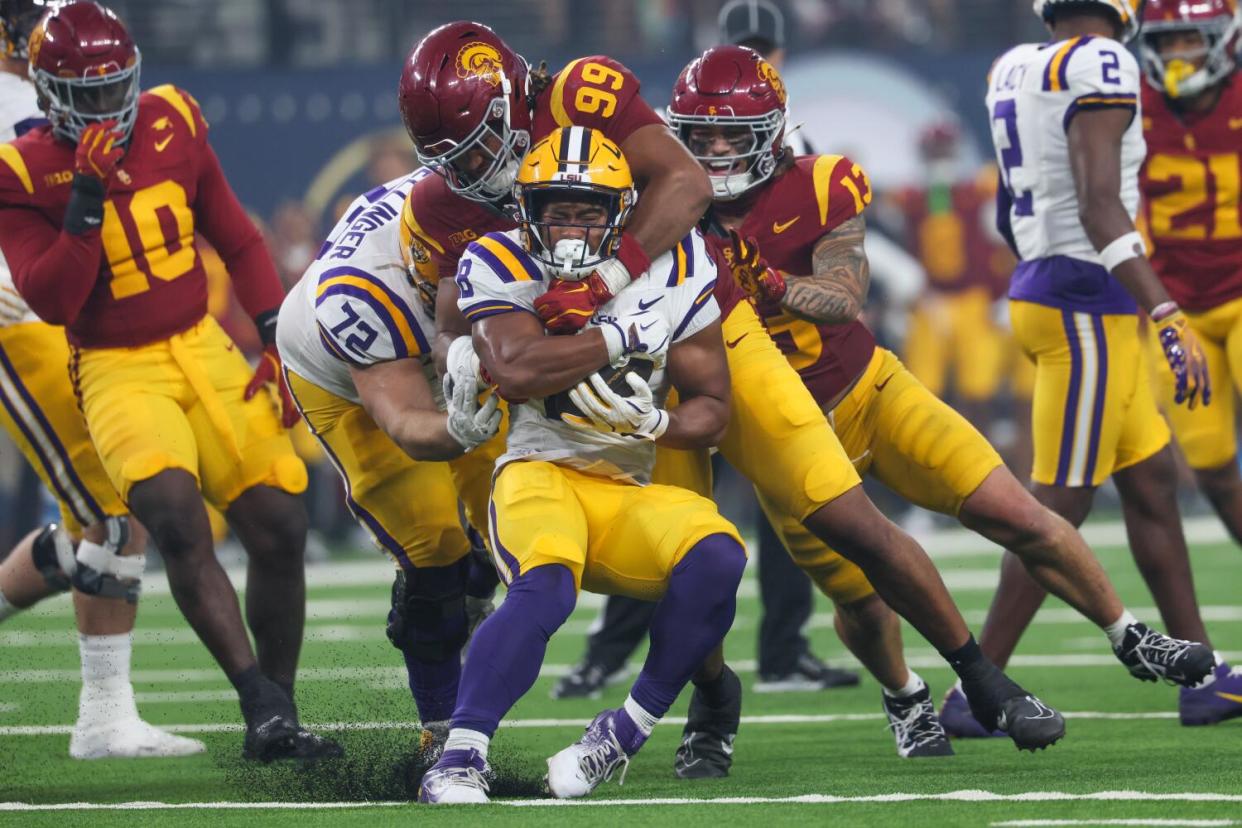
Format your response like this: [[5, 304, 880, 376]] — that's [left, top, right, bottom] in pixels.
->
[[194, 143, 285, 319], [1061, 38, 1140, 131], [0, 206, 102, 326], [456, 239, 543, 321], [549, 56, 664, 144]]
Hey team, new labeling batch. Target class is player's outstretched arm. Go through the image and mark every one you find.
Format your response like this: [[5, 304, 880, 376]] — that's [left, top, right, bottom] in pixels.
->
[[662, 319, 731, 449], [472, 311, 613, 400], [350, 359, 467, 462], [781, 214, 871, 325], [621, 123, 713, 265]]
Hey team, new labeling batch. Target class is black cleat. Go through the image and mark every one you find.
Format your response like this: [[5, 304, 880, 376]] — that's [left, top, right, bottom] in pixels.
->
[[754, 652, 860, 693], [882, 685, 954, 758], [675, 665, 741, 779], [551, 661, 625, 700], [243, 715, 344, 762], [997, 695, 1065, 752], [1114, 622, 1215, 687]]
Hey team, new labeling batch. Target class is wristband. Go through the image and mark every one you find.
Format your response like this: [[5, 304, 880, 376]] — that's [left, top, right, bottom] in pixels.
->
[[254, 309, 279, 346], [63, 174, 105, 236], [1099, 231, 1146, 273], [615, 232, 652, 283], [1150, 301, 1179, 323], [599, 318, 627, 363]]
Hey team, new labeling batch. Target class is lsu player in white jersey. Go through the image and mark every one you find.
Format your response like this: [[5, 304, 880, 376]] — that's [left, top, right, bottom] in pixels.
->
[[418, 128, 746, 804], [941, 0, 1227, 736], [277, 168, 502, 746], [0, 0, 203, 759]]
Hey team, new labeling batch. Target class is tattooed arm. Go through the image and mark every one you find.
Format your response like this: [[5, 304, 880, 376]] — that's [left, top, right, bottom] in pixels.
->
[[780, 214, 870, 325]]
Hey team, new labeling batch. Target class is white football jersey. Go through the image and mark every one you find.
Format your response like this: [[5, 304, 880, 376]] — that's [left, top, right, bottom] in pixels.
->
[[985, 35, 1145, 264], [0, 71, 45, 327], [458, 228, 720, 485], [278, 170, 439, 406]]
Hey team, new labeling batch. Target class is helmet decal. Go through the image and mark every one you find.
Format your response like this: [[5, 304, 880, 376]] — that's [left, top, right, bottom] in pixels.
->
[[456, 41, 505, 88], [756, 59, 787, 105]]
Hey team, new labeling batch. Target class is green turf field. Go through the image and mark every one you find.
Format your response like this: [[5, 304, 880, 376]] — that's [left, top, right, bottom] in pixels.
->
[[2, 519, 1241, 826]]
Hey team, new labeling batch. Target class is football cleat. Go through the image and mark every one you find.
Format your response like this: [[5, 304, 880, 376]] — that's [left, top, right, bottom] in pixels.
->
[[70, 717, 206, 760], [939, 686, 1004, 739], [754, 652, 860, 693], [674, 665, 742, 779], [551, 661, 626, 700], [997, 695, 1066, 751], [1114, 623, 1215, 687], [242, 715, 344, 762], [882, 685, 954, 758], [1180, 662, 1242, 726], [418, 748, 491, 804], [545, 708, 646, 799]]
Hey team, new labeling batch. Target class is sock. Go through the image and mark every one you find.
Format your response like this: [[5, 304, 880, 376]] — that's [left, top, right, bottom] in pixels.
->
[[77, 633, 138, 725], [276, 679, 295, 703], [0, 586, 17, 622], [229, 664, 293, 726], [443, 727, 490, 760], [402, 650, 460, 724], [451, 564, 577, 737], [630, 534, 746, 720], [623, 694, 659, 735], [941, 636, 1022, 730], [691, 664, 732, 709], [1103, 610, 1139, 648], [883, 669, 926, 699]]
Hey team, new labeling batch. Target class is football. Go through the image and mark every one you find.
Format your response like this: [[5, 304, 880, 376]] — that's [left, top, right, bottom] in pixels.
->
[[542, 357, 655, 422]]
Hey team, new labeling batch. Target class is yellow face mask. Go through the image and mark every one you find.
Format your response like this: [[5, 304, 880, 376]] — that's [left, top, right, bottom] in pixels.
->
[[1163, 58, 1198, 97]]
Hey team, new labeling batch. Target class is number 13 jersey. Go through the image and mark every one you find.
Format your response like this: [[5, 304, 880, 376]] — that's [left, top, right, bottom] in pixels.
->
[[986, 35, 1145, 304]]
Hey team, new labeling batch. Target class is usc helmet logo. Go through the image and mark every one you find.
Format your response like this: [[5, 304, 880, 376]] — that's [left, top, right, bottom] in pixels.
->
[[456, 42, 504, 87], [26, 21, 45, 66], [756, 59, 787, 105]]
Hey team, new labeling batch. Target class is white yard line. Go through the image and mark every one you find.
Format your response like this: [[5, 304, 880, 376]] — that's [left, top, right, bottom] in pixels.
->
[[3, 790, 1242, 811], [0, 710, 1186, 737], [994, 821, 1238, 827]]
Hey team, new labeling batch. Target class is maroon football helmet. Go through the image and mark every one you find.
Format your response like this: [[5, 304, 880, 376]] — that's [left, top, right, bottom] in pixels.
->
[[667, 45, 788, 200], [398, 21, 531, 204], [27, 1, 140, 144], [1139, 0, 1240, 98]]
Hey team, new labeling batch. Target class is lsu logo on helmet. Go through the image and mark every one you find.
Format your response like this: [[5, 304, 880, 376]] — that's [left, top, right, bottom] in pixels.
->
[[456, 41, 504, 87], [756, 59, 787, 105]]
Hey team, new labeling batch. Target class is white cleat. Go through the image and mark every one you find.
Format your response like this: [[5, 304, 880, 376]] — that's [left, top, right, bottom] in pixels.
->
[[545, 709, 633, 799], [70, 717, 207, 760]]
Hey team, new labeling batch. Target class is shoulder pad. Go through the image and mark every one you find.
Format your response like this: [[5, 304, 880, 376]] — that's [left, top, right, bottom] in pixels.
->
[[144, 85, 208, 138], [313, 266, 429, 363], [799, 154, 873, 229], [547, 55, 643, 130]]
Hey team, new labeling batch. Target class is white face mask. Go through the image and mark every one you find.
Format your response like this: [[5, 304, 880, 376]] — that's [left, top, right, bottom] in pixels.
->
[[550, 238, 593, 280]]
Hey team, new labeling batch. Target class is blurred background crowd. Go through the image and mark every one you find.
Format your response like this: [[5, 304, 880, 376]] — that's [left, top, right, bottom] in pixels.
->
[[0, 1, 1167, 560]]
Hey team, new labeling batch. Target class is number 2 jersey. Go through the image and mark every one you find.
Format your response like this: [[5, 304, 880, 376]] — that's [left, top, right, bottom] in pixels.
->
[[986, 35, 1145, 313], [277, 170, 437, 405], [0, 85, 284, 348], [1140, 78, 1242, 312], [458, 228, 719, 485]]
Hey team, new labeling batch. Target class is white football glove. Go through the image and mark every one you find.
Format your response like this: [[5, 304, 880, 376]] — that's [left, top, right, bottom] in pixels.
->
[[444, 372, 501, 452], [563, 369, 669, 441], [597, 312, 670, 368], [445, 334, 485, 391]]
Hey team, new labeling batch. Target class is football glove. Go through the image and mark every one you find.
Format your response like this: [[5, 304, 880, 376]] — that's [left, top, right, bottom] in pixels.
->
[[563, 370, 669, 441], [74, 120, 126, 182], [1153, 306, 1210, 410], [727, 229, 786, 313], [443, 375, 502, 452], [597, 313, 669, 368], [245, 344, 301, 428], [534, 268, 619, 334], [445, 335, 485, 392]]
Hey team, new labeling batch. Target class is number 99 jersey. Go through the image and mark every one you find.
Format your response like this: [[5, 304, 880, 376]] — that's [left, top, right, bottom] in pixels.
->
[[986, 35, 1145, 266]]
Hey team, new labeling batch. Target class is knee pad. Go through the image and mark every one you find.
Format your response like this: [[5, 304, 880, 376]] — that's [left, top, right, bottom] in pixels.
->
[[30, 524, 75, 592], [385, 558, 470, 662], [72, 517, 144, 603]]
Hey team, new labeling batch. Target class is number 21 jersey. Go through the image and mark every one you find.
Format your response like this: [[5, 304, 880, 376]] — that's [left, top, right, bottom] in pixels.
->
[[985, 36, 1145, 281]]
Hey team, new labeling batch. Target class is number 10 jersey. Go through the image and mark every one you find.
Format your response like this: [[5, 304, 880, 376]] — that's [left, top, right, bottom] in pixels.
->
[[986, 36, 1145, 279]]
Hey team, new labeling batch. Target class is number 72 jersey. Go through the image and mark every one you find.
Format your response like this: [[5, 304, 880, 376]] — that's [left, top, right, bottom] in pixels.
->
[[985, 35, 1146, 265]]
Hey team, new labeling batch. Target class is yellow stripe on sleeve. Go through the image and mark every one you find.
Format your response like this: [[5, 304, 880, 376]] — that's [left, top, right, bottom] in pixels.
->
[[475, 235, 535, 281], [812, 154, 845, 226], [0, 144, 33, 194], [147, 84, 198, 137], [315, 275, 421, 355], [549, 58, 586, 129], [1046, 37, 1081, 92]]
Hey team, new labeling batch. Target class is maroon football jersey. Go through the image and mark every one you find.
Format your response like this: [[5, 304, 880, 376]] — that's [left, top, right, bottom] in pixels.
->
[[1141, 77, 1242, 311], [0, 85, 282, 348], [708, 155, 878, 406]]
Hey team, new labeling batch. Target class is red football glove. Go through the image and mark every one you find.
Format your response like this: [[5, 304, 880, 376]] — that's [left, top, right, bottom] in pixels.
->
[[74, 120, 126, 182], [727, 229, 786, 314], [534, 274, 615, 334], [246, 344, 301, 428]]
